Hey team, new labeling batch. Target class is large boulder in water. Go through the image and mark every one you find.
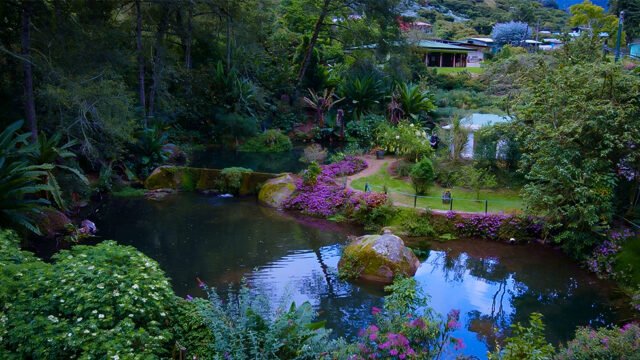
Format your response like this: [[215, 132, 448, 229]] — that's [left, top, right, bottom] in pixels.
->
[[258, 174, 296, 208], [338, 232, 420, 284]]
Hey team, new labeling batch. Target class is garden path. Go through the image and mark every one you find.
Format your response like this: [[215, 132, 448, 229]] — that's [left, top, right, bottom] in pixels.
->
[[345, 155, 388, 189]]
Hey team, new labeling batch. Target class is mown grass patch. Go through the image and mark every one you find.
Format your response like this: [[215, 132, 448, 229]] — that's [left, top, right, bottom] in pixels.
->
[[351, 163, 522, 213]]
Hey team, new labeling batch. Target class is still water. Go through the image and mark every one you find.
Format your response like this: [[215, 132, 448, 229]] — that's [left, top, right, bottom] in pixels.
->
[[90, 194, 630, 358]]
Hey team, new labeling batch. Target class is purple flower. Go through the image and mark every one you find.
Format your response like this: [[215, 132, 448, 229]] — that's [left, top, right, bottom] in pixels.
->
[[371, 306, 381, 316], [185, 294, 194, 301]]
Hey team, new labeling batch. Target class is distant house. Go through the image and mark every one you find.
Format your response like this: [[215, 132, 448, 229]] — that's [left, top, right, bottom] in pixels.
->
[[458, 38, 495, 65], [410, 40, 473, 68], [441, 113, 511, 159], [411, 21, 432, 33], [540, 38, 563, 51]]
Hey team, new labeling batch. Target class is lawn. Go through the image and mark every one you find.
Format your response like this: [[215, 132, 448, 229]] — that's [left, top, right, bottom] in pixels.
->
[[350, 163, 522, 213], [436, 67, 485, 75]]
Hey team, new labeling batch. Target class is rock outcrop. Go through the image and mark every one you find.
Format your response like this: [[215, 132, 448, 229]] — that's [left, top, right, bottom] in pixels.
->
[[258, 174, 296, 208], [338, 231, 420, 284]]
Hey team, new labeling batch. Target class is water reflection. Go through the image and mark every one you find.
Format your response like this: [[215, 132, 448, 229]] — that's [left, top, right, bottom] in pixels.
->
[[88, 195, 630, 359]]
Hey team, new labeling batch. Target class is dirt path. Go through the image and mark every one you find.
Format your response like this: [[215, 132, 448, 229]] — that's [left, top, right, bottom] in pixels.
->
[[346, 155, 389, 189]]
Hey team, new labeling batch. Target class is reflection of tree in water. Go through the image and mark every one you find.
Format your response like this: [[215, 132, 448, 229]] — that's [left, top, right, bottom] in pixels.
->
[[432, 244, 624, 350]]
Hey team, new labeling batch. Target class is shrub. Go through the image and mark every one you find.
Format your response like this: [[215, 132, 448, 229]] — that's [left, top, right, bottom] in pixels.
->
[[197, 282, 337, 359], [410, 158, 435, 195], [375, 121, 433, 162], [171, 299, 216, 360], [238, 129, 292, 153], [338, 278, 465, 359], [352, 202, 398, 232], [302, 162, 322, 186], [345, 114, 385, 150], [398, 210, 435, 237], [215, 167, 252, 194], [555, 323, 640, 360], [300, 143, 328, 164], [0, 239, 176, 359], [488, 313, 555, 360]]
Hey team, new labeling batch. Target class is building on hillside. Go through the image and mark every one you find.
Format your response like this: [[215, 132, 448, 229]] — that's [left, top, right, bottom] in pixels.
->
[[458, 38, 495, 66], [540, 38, 563, 51], [441, 113, 511, 159], [411, 40, 473, 68], [411, 21, 432, 33]]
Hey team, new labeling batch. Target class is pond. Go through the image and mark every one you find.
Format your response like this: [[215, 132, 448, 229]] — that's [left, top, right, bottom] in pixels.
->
[[85, 194, 630, 358], [190, 147, 307, 173]]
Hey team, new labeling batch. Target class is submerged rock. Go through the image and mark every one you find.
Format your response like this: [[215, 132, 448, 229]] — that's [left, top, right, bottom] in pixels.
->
[[338, 232, 420, 284], [258, 174, 296, 208], [145, 188, 176, 201]]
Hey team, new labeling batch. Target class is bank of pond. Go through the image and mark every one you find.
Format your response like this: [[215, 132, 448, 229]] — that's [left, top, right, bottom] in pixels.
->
[[23, 193, 633, 359]]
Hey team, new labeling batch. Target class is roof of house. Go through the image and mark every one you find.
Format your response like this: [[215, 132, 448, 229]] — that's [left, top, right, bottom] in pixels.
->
[[412, 40, 473, 51], [412, 21, 432, 26], [442, 113, 512, 131], [467, 37, 494, 43]]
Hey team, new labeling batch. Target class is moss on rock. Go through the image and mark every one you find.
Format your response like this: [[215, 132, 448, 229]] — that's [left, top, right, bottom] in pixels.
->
[[258, 174, 297, 208], [338, 232, 420, 284], [145, 166, 278, 196]]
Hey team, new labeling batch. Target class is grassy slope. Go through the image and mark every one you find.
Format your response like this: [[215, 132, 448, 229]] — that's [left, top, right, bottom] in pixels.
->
[[436, 67, 485, 75], [351, 163, 522, 213]]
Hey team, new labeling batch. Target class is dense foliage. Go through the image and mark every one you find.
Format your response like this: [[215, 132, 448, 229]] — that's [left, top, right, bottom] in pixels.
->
[[0, 232, 176, 358]]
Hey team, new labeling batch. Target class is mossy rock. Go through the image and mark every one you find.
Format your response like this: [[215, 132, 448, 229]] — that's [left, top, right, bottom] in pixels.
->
[[258, 174, 297, 208], [195, 169, 222, 190], [145, 166, 178, 189], [145, 166, 279, 195], [338, 232, 420, 284]]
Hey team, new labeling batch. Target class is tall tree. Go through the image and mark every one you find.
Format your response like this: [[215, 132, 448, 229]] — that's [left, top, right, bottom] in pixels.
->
[[147, 7, 171, 119], [135, 0, 146, 120], [21, 0, 37, 142], [296, 0, 332, 88]]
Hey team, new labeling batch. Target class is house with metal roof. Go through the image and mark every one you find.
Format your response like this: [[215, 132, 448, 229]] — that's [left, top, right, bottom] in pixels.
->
[[410, 40, 474, 68]]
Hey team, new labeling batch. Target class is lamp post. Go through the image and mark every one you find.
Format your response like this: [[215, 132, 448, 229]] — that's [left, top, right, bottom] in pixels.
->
[[615, 11, 625, 62]]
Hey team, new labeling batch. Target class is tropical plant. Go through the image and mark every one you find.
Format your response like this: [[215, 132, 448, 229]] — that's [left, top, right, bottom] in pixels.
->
[[303, 88, 344, 128], [0, 121, 52, 233], [339, 75, 384, 121], [27, 132, 88, 210], [393, 83, 435, 121], [450, 116, 469, 162]]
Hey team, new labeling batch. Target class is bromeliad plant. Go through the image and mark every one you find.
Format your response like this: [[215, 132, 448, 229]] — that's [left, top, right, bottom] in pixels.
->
[[303, 88, 344, 128]]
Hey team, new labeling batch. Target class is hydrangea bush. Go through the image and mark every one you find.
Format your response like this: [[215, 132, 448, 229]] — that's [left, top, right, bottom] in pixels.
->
[[555, 323, 640, 360], [0, 237, 176, 359]]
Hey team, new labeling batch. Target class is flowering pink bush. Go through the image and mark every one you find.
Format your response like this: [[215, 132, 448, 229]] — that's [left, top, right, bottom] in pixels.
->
[[585, 229, 635, 279], [452, 213, 544, 242], [350, 307, 464, 359], [285, 157, 387, 217]]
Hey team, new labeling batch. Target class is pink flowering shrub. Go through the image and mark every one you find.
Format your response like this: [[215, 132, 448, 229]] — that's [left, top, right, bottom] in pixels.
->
[[585, 229, 635, 280], [285, 157, 388, 217], [345, 278, 465, 359], [451, 213, 544, 243], [556, 323, 640, 360]]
